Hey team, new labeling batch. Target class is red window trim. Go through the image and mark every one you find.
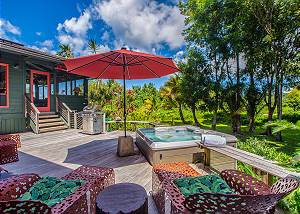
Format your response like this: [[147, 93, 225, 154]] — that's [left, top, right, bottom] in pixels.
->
[[0, 63, 9, 108]]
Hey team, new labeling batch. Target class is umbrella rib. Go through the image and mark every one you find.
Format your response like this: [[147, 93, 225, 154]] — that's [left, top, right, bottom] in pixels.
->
[[67, 51, 118, 72], [139, 56, 180, 71], [124, 54, 131, 80], [96, 53, 123, 79], [126, 55, 141, 65], [135, 57, 160, 78]]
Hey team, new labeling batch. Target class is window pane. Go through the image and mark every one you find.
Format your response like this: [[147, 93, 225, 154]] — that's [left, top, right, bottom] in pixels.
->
[[75, 79, 84, 96], [26, 71, 30, 94], [50, 74, 54, 95], [58, 82, 66, 95], [0, 64, 8, 106], [66, 81, 71, 95]]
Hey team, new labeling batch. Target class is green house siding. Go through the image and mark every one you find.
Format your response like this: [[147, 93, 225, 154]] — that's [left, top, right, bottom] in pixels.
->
[[57, 95, 87, 111], [0, 54, 26, 134], [0, 52, 88, 134]]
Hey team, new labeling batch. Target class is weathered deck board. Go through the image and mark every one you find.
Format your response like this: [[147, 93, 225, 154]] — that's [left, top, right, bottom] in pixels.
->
[[3, 129, 158, 213]]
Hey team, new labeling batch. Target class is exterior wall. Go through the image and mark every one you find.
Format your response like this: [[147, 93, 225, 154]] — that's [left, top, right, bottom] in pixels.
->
[[56, 95, 88, 111], [0, 53, 26, 134], [0, 52, 89, 134]]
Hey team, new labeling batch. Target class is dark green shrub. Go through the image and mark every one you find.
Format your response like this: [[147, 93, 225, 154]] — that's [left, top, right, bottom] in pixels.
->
[[282, 111, 300, 123]]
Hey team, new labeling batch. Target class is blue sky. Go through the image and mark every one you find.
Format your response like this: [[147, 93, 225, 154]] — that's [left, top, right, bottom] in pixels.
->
[[0, 0, 185, 88]]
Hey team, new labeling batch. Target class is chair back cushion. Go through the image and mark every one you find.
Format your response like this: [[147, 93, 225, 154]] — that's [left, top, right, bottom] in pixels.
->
[[173, 174, 234, 197], [270, 176, 299, 197], [18, 176, 85, 207]]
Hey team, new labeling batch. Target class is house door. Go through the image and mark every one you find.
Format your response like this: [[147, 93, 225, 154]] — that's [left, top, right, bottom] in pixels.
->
[[30, 70, 50, 112]]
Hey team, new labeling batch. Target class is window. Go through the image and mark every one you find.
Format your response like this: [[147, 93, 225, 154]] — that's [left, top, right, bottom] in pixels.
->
[[0, 63, 9, 107], [73, 79, 84, 96], [57, 74, 84, 96], [26, 70, 30, 94]]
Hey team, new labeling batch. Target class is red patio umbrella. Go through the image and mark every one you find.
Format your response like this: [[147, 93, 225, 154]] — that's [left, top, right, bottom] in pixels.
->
[[63, 48, 179, 137]]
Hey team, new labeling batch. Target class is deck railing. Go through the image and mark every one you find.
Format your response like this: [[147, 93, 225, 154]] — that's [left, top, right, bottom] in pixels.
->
[[74, 112, 83, 129], [105, 120, 160, 132], [56, 96, 74, 128], [25, 94, 40, 134]]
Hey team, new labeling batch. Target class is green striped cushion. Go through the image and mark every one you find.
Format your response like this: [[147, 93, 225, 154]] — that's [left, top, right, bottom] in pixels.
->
[[18, 176, 85, 207], [173, 174, 234, 197]]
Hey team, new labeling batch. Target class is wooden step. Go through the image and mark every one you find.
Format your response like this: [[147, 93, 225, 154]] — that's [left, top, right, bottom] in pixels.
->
[[39, 118, 62, 123], [39, 121, 65, 128], [40, 112, 56, 116], [39, 114, 60, 119], [39, 125, 68, 133]]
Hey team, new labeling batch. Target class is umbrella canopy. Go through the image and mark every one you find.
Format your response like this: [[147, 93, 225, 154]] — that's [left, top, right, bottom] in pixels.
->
[[63, 48, 178, 79], [63, 48, 179, 136]]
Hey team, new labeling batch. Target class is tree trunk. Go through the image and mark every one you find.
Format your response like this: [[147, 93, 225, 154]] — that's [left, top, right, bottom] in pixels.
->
[[233, 52, 241, 135], [212, 54, 219, 130], [247, 71, 256, 133], [178, 103, 186, 124], [267, 107, 275, 135], [191, 104, 200, 127], [265, 73, 278, 136], [276, 70, 283, 141], [211, 109, 217, 130]]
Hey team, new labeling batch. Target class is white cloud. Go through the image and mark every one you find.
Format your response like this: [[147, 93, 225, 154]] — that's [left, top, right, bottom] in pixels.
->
[[0, 18, 21, 39], [93, 0, 185, 51], [101, 31, 110, 42], [40, 40, 54, 49], [174, 50, 186, 63], [36, 32, 42, 36], [57, 11, 92, 36], [57, 11, 93, 55], [29, 39, 56, 55]]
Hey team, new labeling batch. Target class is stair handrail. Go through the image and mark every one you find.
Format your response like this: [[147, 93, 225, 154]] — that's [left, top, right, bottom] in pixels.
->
[[56, 96, 73, 128], [24, 94, 40, 133]]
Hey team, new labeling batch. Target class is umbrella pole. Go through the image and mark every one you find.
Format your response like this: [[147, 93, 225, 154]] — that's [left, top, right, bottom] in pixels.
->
[[123, 66, 127, 137]]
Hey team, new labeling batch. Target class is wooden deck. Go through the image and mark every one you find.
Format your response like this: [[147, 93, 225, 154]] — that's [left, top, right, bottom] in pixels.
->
[[3, 129, 158, 213]]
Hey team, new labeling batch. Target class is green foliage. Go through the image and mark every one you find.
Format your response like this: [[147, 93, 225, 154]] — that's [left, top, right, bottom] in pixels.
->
[[265, 120, 300, 134], [87, 39, 100, 54], [279, 188, 300, 214], [286, 88, 300, 111], [282, 111, 300, 124], [237, 137, 292, 168], [57, 44, 73, 58]]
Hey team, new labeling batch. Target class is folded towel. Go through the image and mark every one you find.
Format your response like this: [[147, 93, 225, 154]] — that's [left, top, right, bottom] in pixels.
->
[[202, 134, 226, 147]]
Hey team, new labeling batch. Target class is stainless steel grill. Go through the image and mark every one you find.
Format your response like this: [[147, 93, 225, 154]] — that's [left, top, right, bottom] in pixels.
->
[[80, 105, 106, 134]]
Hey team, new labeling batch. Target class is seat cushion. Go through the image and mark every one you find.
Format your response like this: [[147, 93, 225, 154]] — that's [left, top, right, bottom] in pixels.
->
[[173, 174, 235, 197], [18, 176, 85, 207]]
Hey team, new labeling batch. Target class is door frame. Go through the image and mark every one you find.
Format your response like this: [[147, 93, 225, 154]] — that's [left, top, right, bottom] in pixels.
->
[[30, 70, 51, 112]]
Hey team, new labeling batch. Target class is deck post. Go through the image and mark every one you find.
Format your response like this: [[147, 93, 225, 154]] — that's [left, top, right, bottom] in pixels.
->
[[67, 111, 71, 128], [74, 113, 78, 129]]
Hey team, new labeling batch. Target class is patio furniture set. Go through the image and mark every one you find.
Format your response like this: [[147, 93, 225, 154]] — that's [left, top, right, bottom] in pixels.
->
[[0, 134, 21, 174], [152, 162, 299, 214], [0, 134, 299, 214]]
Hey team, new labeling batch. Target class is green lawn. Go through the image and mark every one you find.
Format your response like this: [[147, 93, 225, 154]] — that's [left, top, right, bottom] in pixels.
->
[[202, 122, 300, 158]]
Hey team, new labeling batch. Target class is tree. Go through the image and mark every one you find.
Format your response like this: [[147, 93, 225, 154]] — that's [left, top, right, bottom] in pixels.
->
[[179, 0, 243, 133], [88, 39, 100, 54], [180, 49, 210, 127], [160, 75, 186, 123], [245, 0, 300, 138], [57, 44, 73, 58], [286, 87, 300, 111]]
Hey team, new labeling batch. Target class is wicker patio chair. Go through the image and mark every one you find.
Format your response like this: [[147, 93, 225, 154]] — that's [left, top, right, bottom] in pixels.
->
[[0, 134, 21, 173], [153, 164, 299, 214], [0, 165, 115, 214], [184, 170, 299, 213], [152, 162, 201, 214]]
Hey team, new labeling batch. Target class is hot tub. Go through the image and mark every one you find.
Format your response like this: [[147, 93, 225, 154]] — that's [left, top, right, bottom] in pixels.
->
[[136, 126, 237, 165]]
